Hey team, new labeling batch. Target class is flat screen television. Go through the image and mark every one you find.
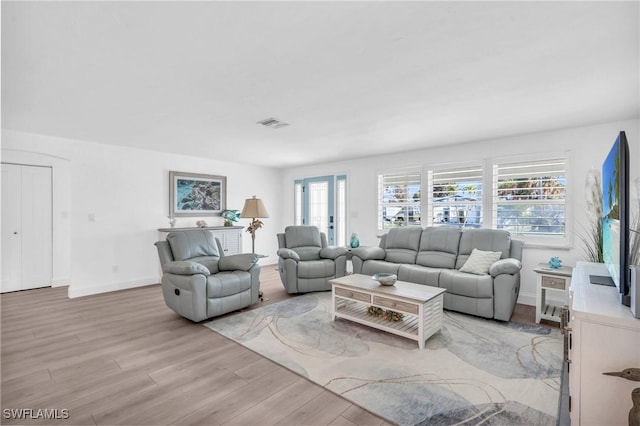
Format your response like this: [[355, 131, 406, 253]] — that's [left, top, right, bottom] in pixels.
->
[[590, 131, 631, 306]]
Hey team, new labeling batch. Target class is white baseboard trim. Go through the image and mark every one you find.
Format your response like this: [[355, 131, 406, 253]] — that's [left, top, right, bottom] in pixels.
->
[[517, 292, 536, 306], [68, 276, 160, 298], [51, 277, 70, 288]]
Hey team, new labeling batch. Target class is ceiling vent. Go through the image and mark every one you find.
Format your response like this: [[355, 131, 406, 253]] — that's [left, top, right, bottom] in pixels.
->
[[257, 117, 289, 129]]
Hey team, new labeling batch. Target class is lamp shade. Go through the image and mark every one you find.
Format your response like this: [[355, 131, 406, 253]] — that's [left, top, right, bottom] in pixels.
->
[[240, 196, 269, 218]]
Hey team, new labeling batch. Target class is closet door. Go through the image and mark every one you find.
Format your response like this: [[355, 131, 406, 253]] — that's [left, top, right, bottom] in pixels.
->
[[1, 163, 52, 292]]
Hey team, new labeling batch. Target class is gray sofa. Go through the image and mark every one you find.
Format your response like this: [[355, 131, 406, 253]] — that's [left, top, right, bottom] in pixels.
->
[[155, 229, 261, 322], [351, 226, 524, 321], [277, 226, 349, 293]]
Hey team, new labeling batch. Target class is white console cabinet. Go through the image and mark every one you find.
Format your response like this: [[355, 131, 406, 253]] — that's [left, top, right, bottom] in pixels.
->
[[568, 262, 640, 426], [157, 226, 243, 255]]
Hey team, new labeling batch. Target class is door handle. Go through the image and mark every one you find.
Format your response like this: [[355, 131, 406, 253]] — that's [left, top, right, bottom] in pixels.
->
[[13, 232, 18, 235]]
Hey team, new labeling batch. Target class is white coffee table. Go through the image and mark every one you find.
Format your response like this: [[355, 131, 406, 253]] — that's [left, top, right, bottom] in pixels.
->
[[330, 274, 446, 349]]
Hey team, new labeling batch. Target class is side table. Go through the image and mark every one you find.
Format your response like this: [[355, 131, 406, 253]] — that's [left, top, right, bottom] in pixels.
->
[[533, 263, 572, 324]]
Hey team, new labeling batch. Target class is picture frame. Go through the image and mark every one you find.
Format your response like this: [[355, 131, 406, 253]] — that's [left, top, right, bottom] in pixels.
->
[[169, 171, 227, 217]]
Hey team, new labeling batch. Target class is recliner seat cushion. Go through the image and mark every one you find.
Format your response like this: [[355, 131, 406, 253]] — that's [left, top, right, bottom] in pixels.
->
[[207, 271, 252, 298], [167, 230, 219, 261], [298, 259, 335, 278]]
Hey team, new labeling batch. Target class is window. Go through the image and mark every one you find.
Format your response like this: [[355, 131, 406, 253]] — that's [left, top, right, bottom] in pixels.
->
[[428, 165, 483, 228], [378, 169, 421, 229], [493, 158, 567, 240]]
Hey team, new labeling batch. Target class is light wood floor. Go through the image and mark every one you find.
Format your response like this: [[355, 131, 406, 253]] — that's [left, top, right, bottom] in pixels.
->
[[1, 266, 553, 426]]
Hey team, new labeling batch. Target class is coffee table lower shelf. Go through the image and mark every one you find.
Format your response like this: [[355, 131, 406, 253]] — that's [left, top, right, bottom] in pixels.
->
[[333, 296, 443, 349]]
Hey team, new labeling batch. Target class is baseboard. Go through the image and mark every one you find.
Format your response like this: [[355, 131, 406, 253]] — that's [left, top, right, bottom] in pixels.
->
[[68, 276, 160, 298], [258, 257, 277, 266], [51, 277, 70, 288], [517, 292, 536, 306]]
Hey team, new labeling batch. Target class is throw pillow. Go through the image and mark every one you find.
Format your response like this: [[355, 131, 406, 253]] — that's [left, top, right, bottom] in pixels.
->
[[459, 248, 502, 275]]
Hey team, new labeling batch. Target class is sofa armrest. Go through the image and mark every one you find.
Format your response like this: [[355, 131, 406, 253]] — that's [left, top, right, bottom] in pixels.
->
[[351, 246, 385, 261], [218, 254, 259, 271], [163, 260, 211, 276], [489, 258, 522, 277], [320, 246, 349, 259], [277, 248, 300, 261]]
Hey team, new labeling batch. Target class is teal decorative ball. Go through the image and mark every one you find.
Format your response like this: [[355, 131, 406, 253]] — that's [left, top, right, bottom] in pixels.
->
[[548, 256, 562, 269]]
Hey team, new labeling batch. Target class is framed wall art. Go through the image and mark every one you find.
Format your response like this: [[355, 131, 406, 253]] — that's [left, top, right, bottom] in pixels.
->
[[169, 171, 227, 217]]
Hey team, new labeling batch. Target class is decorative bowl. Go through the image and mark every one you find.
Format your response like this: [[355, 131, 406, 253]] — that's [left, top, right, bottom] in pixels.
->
[[372, 273, 397, 286]]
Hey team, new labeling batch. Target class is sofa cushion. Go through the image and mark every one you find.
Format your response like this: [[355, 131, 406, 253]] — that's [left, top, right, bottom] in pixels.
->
[[167, 230, 219, 261], [459, 248, 502, 275], [384, 227, 422, 264], [416, 227, 461, 268], [455, 229, 512, 269], [397, 264, 441, 286], [439, 269, 494, 298]]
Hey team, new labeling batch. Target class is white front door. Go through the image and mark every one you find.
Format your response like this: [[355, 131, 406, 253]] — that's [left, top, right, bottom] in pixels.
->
[[1, 163, 53, 292]]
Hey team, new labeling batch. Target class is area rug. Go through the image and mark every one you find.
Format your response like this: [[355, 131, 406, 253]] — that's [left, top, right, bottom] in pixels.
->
[[204, 293, 563, 426]]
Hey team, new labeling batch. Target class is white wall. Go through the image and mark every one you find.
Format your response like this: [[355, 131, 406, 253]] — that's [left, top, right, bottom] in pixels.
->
[[281, 119, 640, 306], [3, 119, 638, 302], [1, 130, 283, 298]]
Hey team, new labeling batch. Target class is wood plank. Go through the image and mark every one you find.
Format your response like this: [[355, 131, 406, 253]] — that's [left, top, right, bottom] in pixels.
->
[[279, 389, 352, 425], [1, 266, 546, 426]]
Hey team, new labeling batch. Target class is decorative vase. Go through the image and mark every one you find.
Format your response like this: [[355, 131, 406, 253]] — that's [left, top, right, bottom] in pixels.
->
[[350, 233, 360, 248], [548, 256, 562, 269]]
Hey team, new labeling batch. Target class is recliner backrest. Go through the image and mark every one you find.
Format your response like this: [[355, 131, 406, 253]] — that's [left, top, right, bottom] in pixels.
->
[[283, 226, 324, 261], [383, 226, 422, 264], [455, 229, 512, 269], [166, 230, 220, 261], [416, 227, 462, 268]]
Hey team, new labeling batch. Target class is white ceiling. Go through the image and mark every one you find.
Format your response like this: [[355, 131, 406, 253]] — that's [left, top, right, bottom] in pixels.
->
[[2, 1, 639, 168]]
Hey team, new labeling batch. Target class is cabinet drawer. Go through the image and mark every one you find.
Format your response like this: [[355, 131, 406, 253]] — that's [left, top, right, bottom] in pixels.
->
[[373, 296, 418, 315], [335, 287, 371, 303], [542, 275, 566, 290]]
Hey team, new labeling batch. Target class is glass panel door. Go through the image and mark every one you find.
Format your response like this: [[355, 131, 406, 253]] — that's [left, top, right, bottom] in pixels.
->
[[294, 175, 347, 246], [304, 176, 334, 244]]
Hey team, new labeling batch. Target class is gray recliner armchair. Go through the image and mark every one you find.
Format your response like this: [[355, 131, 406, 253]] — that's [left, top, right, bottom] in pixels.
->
[[155, 229, 261, 322], [276, 226, 349, 293]]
